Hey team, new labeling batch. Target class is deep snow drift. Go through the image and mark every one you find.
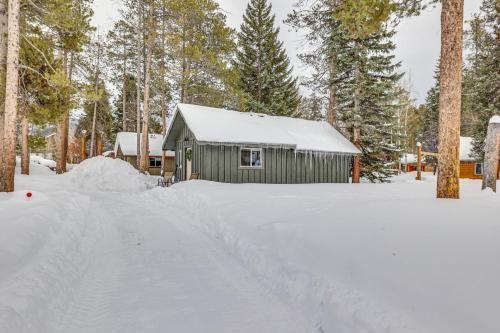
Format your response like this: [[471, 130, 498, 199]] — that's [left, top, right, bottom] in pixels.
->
[[64, 156, 157, 192], [0, 157, 499, 333]]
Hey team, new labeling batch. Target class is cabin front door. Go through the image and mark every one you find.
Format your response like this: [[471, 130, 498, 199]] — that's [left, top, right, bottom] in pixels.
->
[[185, 147, 192, 180]]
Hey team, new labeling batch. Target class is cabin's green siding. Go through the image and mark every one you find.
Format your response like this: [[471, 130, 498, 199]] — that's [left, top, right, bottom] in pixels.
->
[[173, 123, 352, 183]]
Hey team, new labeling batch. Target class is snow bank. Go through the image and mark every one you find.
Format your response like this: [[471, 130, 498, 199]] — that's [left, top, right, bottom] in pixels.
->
[[489, 115, 500, 124], [0, 188, 99, 333], [64, 157, 156, 192], [173, 175, 500, 333], [30, 155, 56, 170]]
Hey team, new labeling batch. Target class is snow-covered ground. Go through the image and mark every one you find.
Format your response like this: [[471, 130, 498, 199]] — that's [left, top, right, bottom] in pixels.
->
[[0, 158, 499, 333]]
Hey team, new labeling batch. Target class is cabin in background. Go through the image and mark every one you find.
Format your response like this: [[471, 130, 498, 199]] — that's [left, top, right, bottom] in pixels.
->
[[163, 104, 360, 184], [114, 132, 175, 176], [400, 153, 434, 172], [459, 136, 500, 179]]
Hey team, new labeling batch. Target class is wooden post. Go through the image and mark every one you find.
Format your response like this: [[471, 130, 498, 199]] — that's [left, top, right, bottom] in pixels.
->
[[99, 140, 103, 156], [352, 121, 361, 183], [416, 142, 422, 181], [81, 136, 86, 162], [482, 116, 500, 192]]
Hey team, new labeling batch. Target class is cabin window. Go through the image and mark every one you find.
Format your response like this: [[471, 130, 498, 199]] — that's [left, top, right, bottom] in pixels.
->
[[149, 157, 162, 168], [240, 148, 263, 168], [474, 163, 483, 175]]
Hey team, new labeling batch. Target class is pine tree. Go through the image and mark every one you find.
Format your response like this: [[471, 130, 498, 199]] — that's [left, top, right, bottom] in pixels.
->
[[421, 65, 440, 154], [113, 73, 138, 132], [287, 1, 359, 126], [76, 81, 113, 156], [298, 94, 325, 121], [464, 0, 499, 158], [236, 0, 300, 116], [106, 19, 136, 132], [288, 1, 404, 182]]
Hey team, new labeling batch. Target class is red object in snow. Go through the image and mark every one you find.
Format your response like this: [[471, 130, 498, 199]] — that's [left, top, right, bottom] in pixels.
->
[[26, 192, 32, 198]]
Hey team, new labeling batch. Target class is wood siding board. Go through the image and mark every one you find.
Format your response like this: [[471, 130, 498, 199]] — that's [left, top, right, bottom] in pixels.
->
[[231, 146, 238, 183], [224, 147, 230, 183]]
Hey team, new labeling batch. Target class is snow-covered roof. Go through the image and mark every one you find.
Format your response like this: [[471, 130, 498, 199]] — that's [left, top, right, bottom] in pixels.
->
[[400, 137, 476, 163], [400, 154, 418, 164], [164, 104, 360, 154], [489, 115, 500, 124], [114, 132, 174, 157]]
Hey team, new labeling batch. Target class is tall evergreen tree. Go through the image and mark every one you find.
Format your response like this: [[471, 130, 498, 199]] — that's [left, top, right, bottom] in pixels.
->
[[421, 65, 440, 154], [236, 0, 300, 116], [288, 1, 404, 182]]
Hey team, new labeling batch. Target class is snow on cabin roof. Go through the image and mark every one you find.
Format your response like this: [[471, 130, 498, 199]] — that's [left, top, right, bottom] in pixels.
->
[[400, 154, 418, 164], [114, 132, 174, 157], [489, 115, 500, 124], [165, 103, 360, 154], [401, 137, 476, 163]]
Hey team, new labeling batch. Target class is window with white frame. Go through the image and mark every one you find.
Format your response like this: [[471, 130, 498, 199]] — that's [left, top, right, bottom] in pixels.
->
[[149, 157, 162, 168], [474, 163, 483, 175], [240, 148, 263, 168]]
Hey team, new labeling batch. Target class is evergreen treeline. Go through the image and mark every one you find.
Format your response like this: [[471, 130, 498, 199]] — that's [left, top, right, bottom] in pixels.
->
[[1, 0, 497, 191], [414, 0, 498, 161]]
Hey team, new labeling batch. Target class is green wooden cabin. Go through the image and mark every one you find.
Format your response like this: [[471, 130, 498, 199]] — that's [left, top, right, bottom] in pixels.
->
[[162, 104, 360, 184]]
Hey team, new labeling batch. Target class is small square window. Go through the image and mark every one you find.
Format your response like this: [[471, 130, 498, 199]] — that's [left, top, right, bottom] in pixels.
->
[[474, 163, 483, 175], [149, 157, 162, 168], [240, 148, 263, 168]]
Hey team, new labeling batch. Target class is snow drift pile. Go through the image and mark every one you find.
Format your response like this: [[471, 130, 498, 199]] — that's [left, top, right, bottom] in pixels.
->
[[64, 157, 156, 192]]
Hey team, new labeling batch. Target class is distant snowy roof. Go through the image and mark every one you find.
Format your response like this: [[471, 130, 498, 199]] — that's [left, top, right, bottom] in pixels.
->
[[400, 154, 418, 164], [489, 115, 500, 124], [114, 132, 174, 157], [164, 104, 360, 154], [400, 137, 476, 163]]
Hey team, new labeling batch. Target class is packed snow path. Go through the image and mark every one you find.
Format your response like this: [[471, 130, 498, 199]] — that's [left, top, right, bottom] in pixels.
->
[[0, 160, 311, 333], [53, 192, 311, 333], [1, 157, 500, 333]]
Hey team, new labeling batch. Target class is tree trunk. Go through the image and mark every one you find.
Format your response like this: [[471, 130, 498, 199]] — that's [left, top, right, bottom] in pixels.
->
[[56, 51, 69, 174], [160, 8, 167, 177], [1, 0, 20, 192], [352, 122, 361, 183], [122, 33, 127, 132], [21, 111, 29, 175], [0, 0, 8, 191], [136, 2, 142, 166], [90, 40, 101, 158], [436, 0, 463, 199], [327, 60, 336, 126], [140, 2, 155, 173], [81, 136, 86, 162], [482, 118, 500, 192]]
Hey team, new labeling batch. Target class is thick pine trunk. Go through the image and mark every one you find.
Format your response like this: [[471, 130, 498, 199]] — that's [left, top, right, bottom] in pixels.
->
[[482, 119, 500, 192], [140, 3, 154, 173], [2, 0, 20, 192], [0, 0, 8, 191], [90, 41, 101, 158], [436, 0, 464, 199], [56, 110, 69, 173], [122, 37, 127, 132], [327, 61, 336, 126], [136, 3, 142, 166], [21, 111, 29, 175], [56, 52, 69, 174]]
